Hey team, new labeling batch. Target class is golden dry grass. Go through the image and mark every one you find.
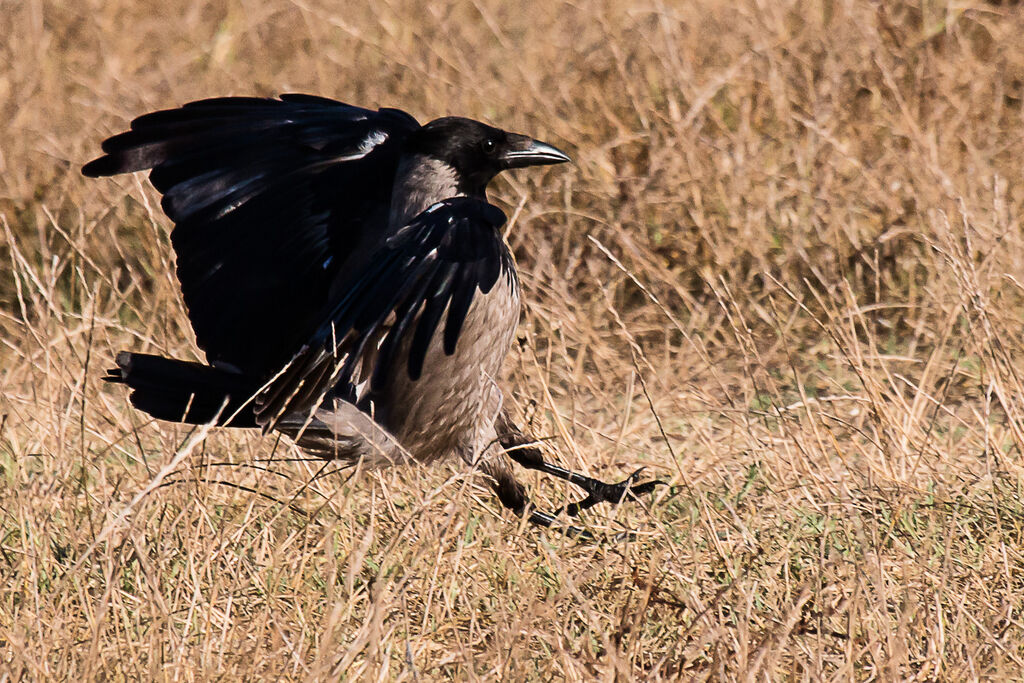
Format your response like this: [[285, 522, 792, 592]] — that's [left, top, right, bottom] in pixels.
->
[[4, 0, 1024, 679]]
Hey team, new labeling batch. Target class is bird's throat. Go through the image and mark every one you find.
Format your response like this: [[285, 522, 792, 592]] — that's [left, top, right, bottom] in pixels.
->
[[388, 154, 462, 229]]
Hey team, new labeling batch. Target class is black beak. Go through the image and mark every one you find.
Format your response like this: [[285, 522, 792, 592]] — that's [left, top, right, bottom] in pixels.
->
[[501, 136, 571, 169]]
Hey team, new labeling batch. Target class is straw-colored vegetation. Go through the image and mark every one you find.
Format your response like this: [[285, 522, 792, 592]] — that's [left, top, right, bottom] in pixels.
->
[[4, 0, 1024, 678]]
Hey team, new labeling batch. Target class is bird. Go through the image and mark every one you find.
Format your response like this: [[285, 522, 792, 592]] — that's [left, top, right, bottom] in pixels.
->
[[83, 93, 662, 536]]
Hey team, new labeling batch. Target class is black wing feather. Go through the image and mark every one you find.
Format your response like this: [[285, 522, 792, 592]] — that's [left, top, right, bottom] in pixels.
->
[[408, 263, 460, 380], [256, 198, 512, 426], [83, 94, 420, 376]]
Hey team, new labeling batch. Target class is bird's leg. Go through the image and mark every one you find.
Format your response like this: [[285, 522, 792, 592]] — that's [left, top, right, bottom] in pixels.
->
[[495, 410, 665, 520], [484, 457, 595, 540]]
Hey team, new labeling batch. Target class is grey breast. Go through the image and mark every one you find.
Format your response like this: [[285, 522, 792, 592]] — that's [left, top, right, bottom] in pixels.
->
[[378, 265, 520, 463]]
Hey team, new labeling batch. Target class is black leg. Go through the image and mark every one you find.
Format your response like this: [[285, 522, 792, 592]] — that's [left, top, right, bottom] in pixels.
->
[[495, 411, 665, 524], [485, 455, 595, 539], [525, 508, 595, 540], [507, 449, 665, 517]]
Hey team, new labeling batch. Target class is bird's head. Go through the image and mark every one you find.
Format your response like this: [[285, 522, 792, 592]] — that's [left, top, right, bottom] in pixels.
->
[[408, 117, 570, 196]]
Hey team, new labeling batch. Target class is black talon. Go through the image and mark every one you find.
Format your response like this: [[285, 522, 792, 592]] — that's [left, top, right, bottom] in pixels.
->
[[555, 467, 666, 518]]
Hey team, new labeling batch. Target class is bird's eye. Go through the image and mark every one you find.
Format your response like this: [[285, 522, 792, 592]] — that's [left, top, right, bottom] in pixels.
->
[[481, 138, 497, 155]]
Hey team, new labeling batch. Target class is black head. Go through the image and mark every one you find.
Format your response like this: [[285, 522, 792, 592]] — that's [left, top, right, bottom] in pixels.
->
[[407, 117, 570, 196]]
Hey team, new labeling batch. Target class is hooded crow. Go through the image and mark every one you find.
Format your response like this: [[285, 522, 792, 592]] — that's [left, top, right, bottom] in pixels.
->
[[84, 94, 661, 536]]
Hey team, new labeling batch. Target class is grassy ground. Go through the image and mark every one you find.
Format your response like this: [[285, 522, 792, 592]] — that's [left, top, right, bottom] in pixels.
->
[[3, 0, 1024, 678]]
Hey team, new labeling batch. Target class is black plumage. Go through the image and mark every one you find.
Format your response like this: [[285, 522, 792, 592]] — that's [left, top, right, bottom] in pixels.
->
[[86, 95, 419, 375]]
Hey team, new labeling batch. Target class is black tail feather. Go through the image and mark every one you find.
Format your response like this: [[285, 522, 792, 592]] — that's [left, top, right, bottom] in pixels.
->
[[106, 352, 259, 427]]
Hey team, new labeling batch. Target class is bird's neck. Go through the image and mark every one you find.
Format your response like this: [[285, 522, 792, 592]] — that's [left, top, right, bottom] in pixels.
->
[[389, 154, 466, 228]]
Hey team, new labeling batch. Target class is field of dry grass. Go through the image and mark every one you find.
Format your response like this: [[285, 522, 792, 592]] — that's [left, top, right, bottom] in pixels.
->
[[3, 0, 1024, 678]]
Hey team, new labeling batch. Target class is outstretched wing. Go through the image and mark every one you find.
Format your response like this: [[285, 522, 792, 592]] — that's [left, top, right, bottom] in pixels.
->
[[255, 197, 515, 428], [83, 94, 420, 376]]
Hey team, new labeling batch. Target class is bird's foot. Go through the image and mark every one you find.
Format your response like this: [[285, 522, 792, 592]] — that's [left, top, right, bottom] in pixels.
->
[[557, 467, 666, 518], [523, 468, 665, 542]]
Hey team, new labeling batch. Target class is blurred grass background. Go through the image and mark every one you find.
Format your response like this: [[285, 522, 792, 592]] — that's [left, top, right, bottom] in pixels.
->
[[3, 0, 1024, 678]]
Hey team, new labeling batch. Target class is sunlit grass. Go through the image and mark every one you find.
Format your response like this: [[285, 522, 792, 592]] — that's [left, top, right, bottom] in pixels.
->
[[3, 0, 1024, 678]]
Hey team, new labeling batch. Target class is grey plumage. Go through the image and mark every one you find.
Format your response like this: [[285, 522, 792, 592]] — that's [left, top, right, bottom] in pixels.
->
[[389, 154, 460, 227]]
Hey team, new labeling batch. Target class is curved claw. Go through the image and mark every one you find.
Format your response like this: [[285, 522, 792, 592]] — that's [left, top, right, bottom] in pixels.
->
[[580, 467, 666, 505], [622, 473, 668, 500], [555, 468, 666, 519]]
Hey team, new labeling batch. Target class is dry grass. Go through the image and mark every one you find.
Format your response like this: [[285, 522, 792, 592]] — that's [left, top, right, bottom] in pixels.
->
[[3, 0, 1024, 679]]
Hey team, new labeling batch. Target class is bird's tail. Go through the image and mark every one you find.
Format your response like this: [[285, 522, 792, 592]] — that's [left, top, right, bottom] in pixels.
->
[[105, 352, 259, 427]]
